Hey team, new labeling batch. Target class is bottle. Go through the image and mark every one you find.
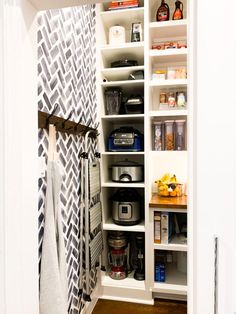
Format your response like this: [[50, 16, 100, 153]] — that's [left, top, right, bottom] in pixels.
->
[[156, 0, 170, 22], [173, 0, 183, 20]]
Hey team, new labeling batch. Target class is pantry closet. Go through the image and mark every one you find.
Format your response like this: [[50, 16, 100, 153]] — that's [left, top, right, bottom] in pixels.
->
[[2, 0, 236, 314]]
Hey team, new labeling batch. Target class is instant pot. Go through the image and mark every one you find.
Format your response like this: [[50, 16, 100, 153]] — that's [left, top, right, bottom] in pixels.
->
[[111, 188, 141, 225]]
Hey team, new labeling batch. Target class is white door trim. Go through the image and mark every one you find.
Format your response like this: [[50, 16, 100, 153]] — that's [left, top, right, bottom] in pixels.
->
[[0, 0, 6, 312]]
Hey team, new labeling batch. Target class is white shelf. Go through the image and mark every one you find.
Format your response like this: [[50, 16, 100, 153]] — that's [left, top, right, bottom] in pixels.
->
[[101, 114, 144, 122], [100, 41, 144, 51], [100, 42, 144, 67], [149, 79, 187, 88], [103, 218, 145, 232], [101, 271, 145, 291], [101, 65, 144, 82], [100, 7, 144, 30], [150, 110, 187, 117], [101, 79, 144, 88], [150, 48, 187, 63], [152, 263, 187, 295], [102, 181, 145, 188], [154, 235, 187, 252], [102, 151, 145, 155], [149, 20, 187, 39]]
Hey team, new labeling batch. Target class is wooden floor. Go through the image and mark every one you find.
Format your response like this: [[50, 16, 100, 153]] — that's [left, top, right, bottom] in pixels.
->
[[92, 299, 187, 314]]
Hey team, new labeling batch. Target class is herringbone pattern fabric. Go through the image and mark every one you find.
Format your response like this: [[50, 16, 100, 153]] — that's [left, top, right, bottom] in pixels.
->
[[38, 5, 97, 313]]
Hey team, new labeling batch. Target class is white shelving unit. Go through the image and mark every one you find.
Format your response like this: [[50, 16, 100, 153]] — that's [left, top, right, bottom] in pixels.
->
[[96, 0, 188, 305]]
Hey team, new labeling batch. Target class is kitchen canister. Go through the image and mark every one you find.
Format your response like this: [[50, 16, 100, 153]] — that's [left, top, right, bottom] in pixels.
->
[[109, 25, 126, 45]]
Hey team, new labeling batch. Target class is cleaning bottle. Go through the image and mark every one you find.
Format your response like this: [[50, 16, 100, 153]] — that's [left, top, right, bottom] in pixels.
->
[[156, 0, 170, 22], [173, 0, 183, 20]]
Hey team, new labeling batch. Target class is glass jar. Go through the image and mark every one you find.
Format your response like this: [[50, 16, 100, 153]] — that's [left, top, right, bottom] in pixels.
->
[[168, 92, 176, 108], [176, 91, 186, 109], [153, 122, 162, 151], [164, 120, 174, 150], [175, 120, 185, 150]]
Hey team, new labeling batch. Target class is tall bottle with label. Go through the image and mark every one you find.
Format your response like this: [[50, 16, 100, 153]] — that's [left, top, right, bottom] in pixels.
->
[[173, 0, 183, 20], [156, 0, 170, 22]]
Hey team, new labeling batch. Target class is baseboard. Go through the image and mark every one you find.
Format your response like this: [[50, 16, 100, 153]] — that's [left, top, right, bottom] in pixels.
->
[[81, 285, 100, 314], [99, 295, 154, 305], [153, 292, 187, 302]]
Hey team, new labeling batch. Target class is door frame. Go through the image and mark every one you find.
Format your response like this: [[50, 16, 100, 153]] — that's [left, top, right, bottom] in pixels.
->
[[0, 0, 197, 313]]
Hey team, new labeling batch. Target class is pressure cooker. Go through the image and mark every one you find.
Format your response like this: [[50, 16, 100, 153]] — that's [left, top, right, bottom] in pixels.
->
[[111, 188, 141, 225]]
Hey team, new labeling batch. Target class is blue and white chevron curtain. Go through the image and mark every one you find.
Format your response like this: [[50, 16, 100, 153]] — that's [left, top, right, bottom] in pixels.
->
[[38, 5, 97, 313]]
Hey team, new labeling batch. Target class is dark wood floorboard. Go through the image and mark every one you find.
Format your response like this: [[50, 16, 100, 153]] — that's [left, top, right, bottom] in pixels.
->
[[92, 299, 187, 314]]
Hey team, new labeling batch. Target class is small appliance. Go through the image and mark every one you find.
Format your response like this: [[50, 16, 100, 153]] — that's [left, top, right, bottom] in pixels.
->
[[111, 160, 144, 182], [109, 25, 126, 45], [107, 231, 128, 280], [130, 233, 145, 281], [128, 70, 144, 80], [131, 22, 142, 42], [104, 88, 122, 115], [108, 127, 143, 152], [124, 95, 144, 114], [111, 188, 142, 225], [111, 59, 138, 68]]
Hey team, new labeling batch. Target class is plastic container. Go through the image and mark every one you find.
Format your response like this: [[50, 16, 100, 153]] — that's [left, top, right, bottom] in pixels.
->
[[176, 91, 187, 109], [164, 120, 174, 150], [175, 120, 185, 150], [168, 92, 176, 108], [105, 88, 122, 115], [153, 122, 162, 151]]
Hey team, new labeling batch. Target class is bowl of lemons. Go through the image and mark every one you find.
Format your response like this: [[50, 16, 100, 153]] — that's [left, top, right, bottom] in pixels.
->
[[156, 173, 183, 197]]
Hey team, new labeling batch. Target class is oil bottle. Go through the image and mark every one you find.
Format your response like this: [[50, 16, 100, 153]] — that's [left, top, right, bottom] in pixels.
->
[[173, 0, 183, 20], [156, 0, 170, 22]]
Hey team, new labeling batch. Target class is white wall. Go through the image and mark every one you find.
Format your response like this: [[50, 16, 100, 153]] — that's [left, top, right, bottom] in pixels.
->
[[2, 1, 38, 314], [196, 0, 236, 313]]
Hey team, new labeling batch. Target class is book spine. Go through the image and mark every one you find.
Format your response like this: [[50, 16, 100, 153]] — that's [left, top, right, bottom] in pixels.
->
[[161, 212, 169, 244], [154, 212, 161, 244]]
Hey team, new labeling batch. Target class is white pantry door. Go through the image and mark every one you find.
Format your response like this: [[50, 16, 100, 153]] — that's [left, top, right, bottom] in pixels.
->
[[196, 0, 236, 313]]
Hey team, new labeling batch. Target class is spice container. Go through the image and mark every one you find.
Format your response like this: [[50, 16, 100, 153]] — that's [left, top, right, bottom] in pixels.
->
[[153, 122, 163, 151], [175, 120, 185, 150], [164, 120, 174, 150], [176, 91, 186, 108], [168, 92, 176, 108], [159, 92, 168, 110]]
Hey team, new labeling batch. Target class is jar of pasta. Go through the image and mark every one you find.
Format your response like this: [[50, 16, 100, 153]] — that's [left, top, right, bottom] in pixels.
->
[[164, 120, 174, 150]]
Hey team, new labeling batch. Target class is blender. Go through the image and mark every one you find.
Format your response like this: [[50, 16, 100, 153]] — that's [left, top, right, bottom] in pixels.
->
[[107, 231, 128, 280]]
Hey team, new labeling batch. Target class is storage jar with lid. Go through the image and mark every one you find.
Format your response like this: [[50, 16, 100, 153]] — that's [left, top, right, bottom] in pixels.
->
[[153, 122, 163, 151], [164, 120, 174, 150], [175, 120, 185, 150]]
